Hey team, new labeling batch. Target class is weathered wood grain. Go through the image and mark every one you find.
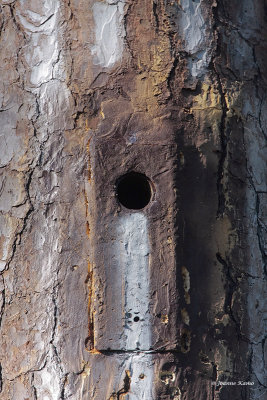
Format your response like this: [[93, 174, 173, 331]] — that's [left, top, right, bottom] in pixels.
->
[[0, 0, 266, 399]]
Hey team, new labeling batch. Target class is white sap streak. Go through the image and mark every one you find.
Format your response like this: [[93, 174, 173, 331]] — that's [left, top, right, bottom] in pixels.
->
[[178, 0, 210, 78], [33, 350, 62, 400], [17, 0, 60, 86], [117, 213, 151, 351], [91, 0, 125, 68], [16, 1, 65, 398], [120, 354, 155, 399]]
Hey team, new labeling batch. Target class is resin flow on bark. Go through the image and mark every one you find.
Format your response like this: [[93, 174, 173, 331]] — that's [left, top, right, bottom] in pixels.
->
[[0, 0, 266, 398]]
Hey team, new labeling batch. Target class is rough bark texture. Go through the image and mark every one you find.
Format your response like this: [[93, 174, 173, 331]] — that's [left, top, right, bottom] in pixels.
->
[[0, 0, 266, 399]]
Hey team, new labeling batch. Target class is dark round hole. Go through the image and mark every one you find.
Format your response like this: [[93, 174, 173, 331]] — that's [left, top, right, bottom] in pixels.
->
[[134, 316, 140, 322], [116, 172, 152, 210]]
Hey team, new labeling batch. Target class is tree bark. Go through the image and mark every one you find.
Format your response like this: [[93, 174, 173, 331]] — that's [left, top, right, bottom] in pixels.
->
[[0, 0, 266, 399]]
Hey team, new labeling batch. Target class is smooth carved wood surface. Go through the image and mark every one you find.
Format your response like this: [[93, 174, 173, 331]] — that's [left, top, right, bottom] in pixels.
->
[[88, 138, 178, 351], [0, 0, 266, 399]]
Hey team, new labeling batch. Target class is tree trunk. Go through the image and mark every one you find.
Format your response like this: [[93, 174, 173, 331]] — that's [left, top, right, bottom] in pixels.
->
[[0, 0, 266, 399]]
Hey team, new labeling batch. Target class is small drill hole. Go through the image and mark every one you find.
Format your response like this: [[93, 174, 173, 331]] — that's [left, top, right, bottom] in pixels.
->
[[116, 172, 152, 210], [134, 316, 140, 322]]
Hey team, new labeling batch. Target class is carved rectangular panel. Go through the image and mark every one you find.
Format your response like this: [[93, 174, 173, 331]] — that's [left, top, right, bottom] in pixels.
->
[[87, 134, 179, 351]]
